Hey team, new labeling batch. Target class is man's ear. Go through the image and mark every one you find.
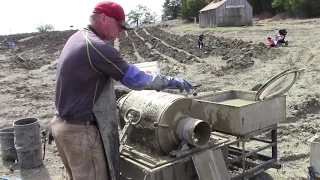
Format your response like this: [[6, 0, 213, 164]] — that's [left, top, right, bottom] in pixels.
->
[[100, 13, 108, 23]]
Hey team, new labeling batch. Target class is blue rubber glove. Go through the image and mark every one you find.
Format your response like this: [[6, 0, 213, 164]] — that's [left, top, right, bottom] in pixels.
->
[[163, 77, 193, 93], [121, 64, 193, 92], [0, 176, 22, 180]]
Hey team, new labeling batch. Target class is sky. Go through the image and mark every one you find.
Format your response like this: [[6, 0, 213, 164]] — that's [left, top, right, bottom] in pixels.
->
[[0, 0, 165, 35]]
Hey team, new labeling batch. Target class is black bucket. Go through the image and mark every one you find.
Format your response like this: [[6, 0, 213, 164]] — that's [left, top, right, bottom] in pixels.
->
[[0, 127, 18, 162], [13, 118, 43, 169]]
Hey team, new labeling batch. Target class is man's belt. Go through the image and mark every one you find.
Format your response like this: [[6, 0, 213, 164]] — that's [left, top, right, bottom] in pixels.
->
[[56, 115, 97, 126], [65, 119, 97, 126]]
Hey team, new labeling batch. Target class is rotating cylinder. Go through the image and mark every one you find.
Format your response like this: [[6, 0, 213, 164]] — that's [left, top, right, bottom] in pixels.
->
[[117, 90, 211, 155]]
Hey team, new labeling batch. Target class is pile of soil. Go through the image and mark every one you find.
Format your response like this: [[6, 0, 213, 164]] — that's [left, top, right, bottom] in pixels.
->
[[118, 32, 138, 62], [290, 94, 320, 117], [17, 30, 77, 53]]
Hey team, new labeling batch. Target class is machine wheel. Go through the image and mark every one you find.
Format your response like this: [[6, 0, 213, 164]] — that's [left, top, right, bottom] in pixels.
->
[[285, 41, 289, 46]]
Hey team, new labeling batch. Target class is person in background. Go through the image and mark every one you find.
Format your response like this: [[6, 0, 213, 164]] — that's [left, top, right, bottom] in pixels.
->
[[198, 34, 204, 49], [266, 37, 277, 47]]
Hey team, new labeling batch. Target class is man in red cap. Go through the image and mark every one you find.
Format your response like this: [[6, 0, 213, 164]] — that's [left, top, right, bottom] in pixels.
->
[[51, 1, 194, 180]]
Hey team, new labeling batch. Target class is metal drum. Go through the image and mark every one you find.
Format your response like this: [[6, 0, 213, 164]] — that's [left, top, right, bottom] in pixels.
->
[[117, 90, 211, 154]]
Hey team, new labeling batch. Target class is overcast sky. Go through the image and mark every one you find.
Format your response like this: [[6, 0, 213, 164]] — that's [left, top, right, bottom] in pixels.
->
[[0, 0, 165, 35]]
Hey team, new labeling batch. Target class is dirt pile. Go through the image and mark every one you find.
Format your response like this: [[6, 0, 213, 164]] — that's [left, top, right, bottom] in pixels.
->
[[17, 30, 77, 53], [118, 32, 138, 62], [126, 31, 165, 62], [290, 94, 320, 117], [0, 32, 39, 42], [145, 27, 276, 70], [9, 54, 53, 70], [135, 28, 199, 64]]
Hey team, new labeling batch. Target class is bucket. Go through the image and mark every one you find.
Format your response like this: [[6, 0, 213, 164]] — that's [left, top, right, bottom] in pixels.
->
[[309, 134, 320, 177], [13, 118, 43, 169], [0, 127, 18, 162], [134, 62, 160, 75]]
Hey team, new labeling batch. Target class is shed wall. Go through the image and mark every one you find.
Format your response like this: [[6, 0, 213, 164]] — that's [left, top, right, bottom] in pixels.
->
[[199, 0, 252, 28]]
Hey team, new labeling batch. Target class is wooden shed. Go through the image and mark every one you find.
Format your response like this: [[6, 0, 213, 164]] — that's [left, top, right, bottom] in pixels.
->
[[199, 0, 252, 28]]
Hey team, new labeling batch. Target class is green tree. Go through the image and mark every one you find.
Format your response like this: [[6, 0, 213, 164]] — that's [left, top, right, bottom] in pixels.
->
[[127, 5, 146, 27], [127, 5, 158, 27], [180, 0, 210, 20], [162, 0, 182, 21], [248, 0, 274, 15], [272, 0, 307, 16], [143, 11, 158, 24]]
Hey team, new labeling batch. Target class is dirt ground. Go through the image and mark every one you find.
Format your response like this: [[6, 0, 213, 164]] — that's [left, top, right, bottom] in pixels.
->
[[1, 18, 320, 180]]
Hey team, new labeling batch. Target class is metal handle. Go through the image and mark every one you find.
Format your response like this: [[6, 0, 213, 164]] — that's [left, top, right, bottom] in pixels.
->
[[124, 108, 142, 125]]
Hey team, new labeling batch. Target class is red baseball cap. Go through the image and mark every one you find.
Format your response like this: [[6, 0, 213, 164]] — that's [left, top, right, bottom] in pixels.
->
[[93, 1, 132, 30]]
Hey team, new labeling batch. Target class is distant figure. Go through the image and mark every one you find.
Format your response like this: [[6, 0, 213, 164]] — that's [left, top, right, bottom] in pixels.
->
[[276, 29, 288, 46], [198, 34, 204, 49], [266, 37, 277, 47], [11, 41, 16, 48], [7, 39, 16, 49]]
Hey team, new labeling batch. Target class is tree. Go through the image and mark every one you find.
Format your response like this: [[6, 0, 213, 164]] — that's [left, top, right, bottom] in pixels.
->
[[272, 0, 309, 16], [162, 0, 182, 21], [180, 0, 210, 20], [143, 11, 158, 24], [248, 0, 274, 15], [36, 23, 55, 33], [127, 5, 158, 27]]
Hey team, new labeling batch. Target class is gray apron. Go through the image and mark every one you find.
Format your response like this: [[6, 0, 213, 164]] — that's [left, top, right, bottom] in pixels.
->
[[92, 78, 119, 180]]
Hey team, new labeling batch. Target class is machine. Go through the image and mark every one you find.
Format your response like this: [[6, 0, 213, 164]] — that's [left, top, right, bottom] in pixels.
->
[[117, 67, 301, 180]]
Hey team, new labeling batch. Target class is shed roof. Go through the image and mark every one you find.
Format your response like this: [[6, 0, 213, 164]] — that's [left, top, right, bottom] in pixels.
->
[[199, 0, 227, 12]]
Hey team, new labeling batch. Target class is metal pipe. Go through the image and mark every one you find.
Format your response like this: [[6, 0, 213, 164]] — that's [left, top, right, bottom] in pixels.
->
[[271, 129, 278, 159], [227, 142, 276, 165], [175, 116, 211, 147], [250, 137, 272, 144]]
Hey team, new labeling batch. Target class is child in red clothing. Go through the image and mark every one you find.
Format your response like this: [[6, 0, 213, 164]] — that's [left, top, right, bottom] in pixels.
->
[[266, 37, 277, 47]]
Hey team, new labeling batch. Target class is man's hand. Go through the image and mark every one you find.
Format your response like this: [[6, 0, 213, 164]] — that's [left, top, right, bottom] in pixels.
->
[[163, 77, 193, 93]]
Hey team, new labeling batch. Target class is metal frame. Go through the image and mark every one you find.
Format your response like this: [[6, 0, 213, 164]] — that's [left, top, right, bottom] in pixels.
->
[[214, 124, 281, 180], [120, 125, 281, 180]]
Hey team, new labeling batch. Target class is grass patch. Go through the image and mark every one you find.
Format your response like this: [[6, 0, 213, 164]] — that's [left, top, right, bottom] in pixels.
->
[[176, 23, 277, 32], [177, 24, 227, 31]]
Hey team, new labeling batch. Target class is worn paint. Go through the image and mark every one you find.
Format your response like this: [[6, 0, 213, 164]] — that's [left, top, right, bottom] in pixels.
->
[[199, 0, 253, 27]]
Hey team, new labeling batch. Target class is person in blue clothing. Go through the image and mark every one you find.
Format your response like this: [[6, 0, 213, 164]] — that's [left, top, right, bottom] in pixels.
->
[[51, 1, 194, 180], [7, 39, 16, 48]]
